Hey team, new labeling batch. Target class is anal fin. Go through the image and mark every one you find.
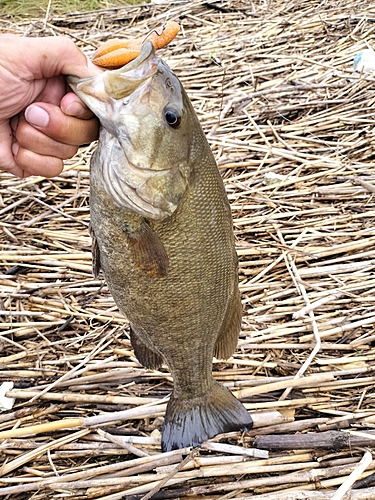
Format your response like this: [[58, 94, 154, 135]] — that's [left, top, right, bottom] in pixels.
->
[[130, 326, 164, 370], [123, 220, 169, 278]]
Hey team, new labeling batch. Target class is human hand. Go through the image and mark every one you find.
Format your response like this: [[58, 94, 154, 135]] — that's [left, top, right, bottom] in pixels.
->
[[0, 35, 101, 178]]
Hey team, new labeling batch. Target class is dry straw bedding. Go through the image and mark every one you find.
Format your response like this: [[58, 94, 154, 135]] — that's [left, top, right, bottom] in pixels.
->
[[1, 0, 375, 498]]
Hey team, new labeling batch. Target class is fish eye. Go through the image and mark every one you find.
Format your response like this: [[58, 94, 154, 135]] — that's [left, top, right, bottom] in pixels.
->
[[164, 107, 181, 129]]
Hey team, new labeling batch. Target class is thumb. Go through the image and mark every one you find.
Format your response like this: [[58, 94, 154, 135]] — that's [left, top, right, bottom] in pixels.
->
[[2, 35, 101, 80], [43, 38, 103, 78]]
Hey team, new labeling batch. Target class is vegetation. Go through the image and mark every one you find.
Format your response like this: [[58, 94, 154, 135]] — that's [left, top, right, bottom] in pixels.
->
[[0, 0, 147, 17]]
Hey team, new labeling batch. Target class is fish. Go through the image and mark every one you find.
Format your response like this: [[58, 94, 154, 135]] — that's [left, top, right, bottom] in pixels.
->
[[68, 42, 253, 452]]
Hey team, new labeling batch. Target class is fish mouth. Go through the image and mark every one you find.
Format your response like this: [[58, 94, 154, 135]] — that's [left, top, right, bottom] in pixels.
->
[[69, 41, 187, 221], [67, 41, 159, 104]]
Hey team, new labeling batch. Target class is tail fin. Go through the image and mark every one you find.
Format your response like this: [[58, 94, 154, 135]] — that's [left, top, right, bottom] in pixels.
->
[[162, 381, 253, 452]]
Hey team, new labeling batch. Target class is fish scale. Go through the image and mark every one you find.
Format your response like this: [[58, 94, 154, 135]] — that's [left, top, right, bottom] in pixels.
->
[[68, 42, 253, 451]]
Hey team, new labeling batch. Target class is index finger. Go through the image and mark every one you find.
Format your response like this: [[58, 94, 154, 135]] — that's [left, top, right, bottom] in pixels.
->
[[61, 92, 96, 120], [25, 102, 99, 146]]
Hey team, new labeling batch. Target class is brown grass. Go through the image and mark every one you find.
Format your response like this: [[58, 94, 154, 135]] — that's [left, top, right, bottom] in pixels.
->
[[1, 0, 375, 498]]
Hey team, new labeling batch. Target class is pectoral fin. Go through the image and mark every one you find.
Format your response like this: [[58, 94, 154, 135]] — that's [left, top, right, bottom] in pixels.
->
[[90, 225, 101, 278], [123, 220, 169, 278]]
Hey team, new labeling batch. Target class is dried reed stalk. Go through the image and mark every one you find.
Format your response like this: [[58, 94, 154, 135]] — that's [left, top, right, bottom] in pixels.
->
[[1, 0, 375, 498]]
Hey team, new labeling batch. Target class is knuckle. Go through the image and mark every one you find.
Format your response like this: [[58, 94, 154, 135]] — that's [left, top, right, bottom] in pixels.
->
[[61, 145, 78, 160]]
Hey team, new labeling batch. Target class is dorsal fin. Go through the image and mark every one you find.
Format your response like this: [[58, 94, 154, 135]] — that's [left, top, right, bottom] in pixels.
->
[[90, 225, 101, 278], [214, 285, 242, 360]]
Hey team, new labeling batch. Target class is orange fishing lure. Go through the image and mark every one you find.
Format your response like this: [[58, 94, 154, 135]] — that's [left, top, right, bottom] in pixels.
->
[[92, 21, 180, 69]]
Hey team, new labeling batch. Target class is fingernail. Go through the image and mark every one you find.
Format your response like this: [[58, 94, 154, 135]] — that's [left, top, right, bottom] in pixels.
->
[[87, 58, 104, 75], [12, 143, 19, 157], [64, 100, 86, 117], [25, 105, 49, 128]]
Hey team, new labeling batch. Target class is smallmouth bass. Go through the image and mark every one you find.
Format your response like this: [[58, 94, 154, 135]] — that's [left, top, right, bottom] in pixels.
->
[[68, 42, 253, 451]]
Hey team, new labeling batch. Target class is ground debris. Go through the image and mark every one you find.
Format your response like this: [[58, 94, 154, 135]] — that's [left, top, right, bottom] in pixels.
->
[[1, 1, 375, 498]]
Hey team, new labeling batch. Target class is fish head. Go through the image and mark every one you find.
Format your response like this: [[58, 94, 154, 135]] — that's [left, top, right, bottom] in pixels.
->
[[68, 42, 195, 220]]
